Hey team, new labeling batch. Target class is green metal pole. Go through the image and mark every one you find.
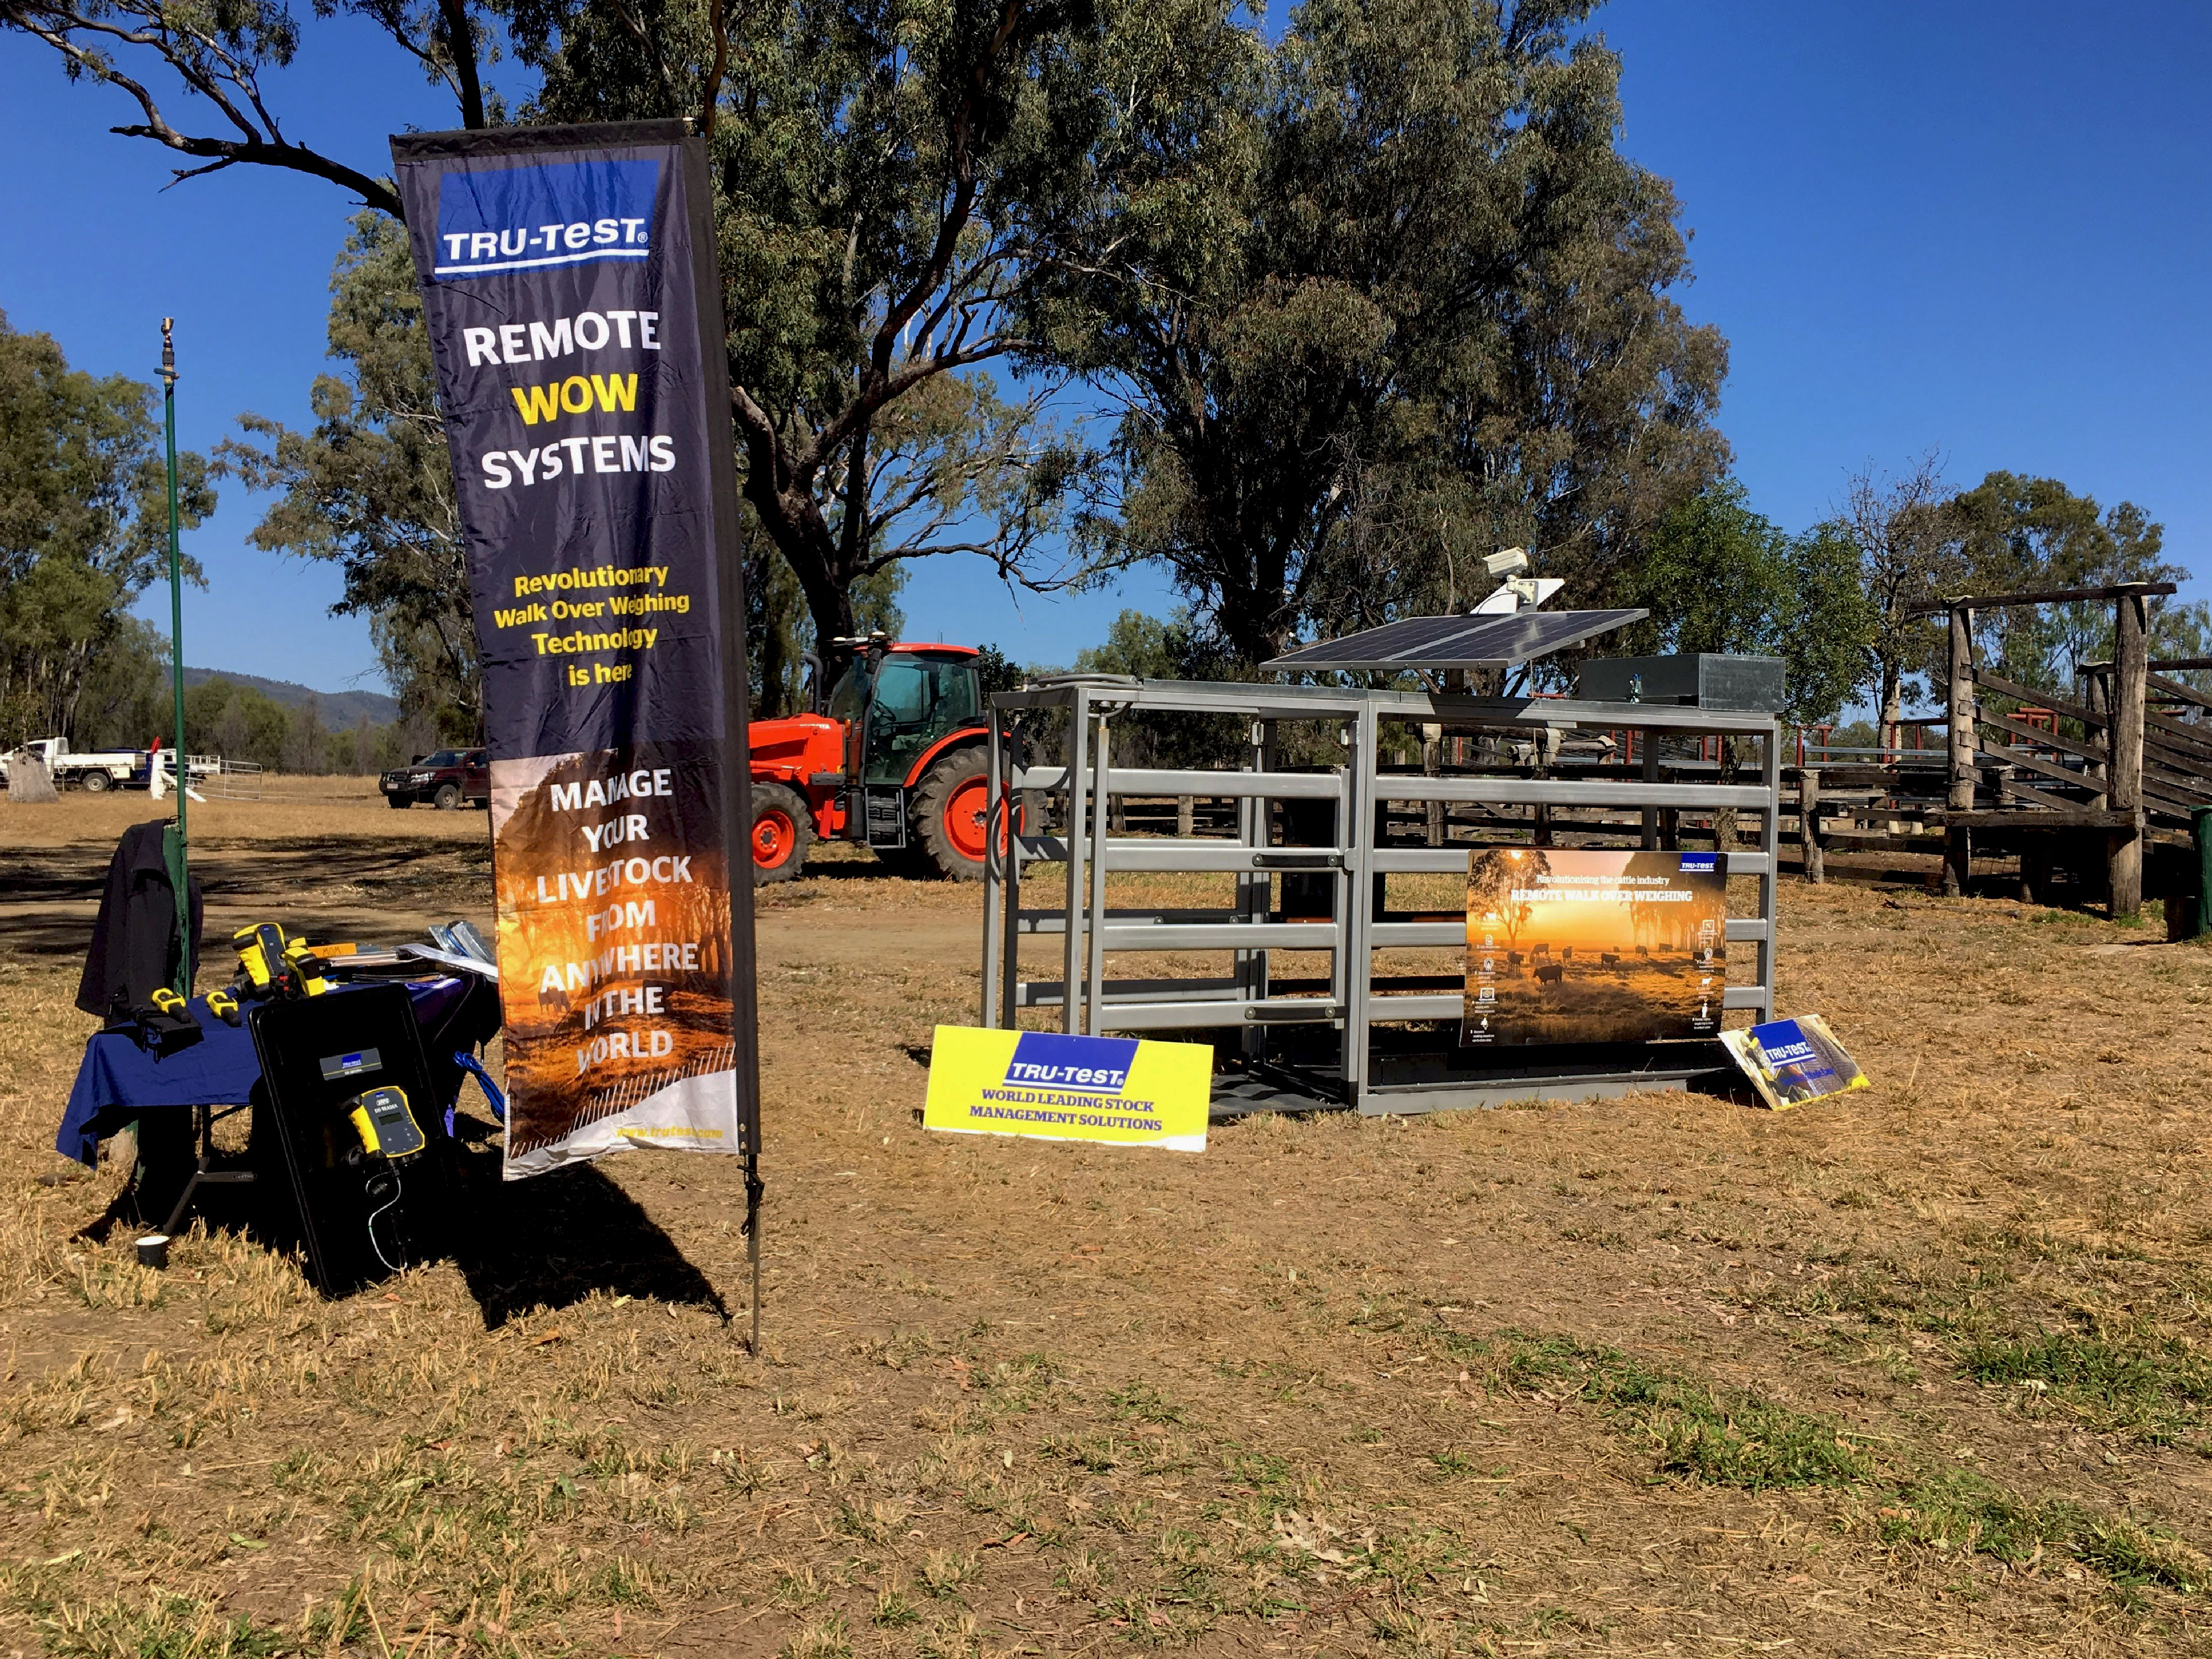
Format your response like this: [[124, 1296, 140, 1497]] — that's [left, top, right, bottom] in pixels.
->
[[161, 319, 191, 997]]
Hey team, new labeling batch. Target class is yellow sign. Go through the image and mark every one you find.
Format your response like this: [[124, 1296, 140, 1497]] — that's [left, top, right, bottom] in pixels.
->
[[923, 1027, 1212, 1152]]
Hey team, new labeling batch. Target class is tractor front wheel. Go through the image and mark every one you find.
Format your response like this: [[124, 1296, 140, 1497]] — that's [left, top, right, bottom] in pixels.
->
[[750, 781, 813, 884], [910, 748, 1003, 881]]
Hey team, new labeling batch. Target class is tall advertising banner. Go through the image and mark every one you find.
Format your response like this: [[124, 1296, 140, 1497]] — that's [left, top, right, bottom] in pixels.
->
[[391, 122, 758, 1184]]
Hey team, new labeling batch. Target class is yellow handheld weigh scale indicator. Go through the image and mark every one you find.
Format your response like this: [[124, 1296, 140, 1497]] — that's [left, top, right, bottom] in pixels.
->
[[347, 1086, 426, 1161]]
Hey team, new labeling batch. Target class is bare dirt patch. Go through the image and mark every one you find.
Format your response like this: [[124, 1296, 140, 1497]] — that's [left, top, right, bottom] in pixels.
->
[[4, 797, 2212, 1656]]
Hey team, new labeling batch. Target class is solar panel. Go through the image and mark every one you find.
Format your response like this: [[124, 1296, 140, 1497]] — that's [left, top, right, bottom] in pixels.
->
[[1262, 609, 1646, 672], [1262, 613, 1498, 665]]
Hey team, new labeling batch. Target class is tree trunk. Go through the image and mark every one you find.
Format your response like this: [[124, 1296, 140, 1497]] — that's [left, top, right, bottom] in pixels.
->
[[753, 545, 788, 719], [1202, 527, 1301, 666], [786, 537, 858, 662], [735, 415, 860, 664]]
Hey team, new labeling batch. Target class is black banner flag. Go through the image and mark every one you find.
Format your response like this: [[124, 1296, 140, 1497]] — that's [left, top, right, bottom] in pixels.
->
[[392, 121, 758, 1182]]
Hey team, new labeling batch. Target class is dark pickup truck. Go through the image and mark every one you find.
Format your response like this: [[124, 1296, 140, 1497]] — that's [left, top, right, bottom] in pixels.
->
[[381, 747, 490, 810]]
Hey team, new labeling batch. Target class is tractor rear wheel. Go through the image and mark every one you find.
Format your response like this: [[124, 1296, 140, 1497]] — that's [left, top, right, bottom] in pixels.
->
[[910, 747, 999, 881], [750, 781, 813, 883]]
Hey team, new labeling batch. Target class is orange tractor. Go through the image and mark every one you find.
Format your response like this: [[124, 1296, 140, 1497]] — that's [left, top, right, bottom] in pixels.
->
[[745, 637, 1007, 883]]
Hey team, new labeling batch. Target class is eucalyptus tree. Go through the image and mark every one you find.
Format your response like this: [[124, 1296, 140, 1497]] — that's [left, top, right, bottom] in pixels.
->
[[1040, 0, 1728, 663], [1946, 471, 2203, 692], [510, 0, 1118, 653], [1621, 480, 1873, 728], [1837, 454, 1963, 751], [0, 313, 215, 742], [5, 0, 1125, 659]]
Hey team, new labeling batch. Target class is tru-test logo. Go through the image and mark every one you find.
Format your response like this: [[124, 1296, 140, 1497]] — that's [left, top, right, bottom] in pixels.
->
[[1005, 1033, 1138, 1094], [434, 158, 659, 278]]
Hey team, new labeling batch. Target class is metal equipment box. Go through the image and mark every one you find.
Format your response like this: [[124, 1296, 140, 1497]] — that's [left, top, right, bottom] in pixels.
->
[[1577, 654, 1786, 712]]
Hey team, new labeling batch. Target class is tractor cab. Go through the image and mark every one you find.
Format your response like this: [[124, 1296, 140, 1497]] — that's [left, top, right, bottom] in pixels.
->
[[748, 637, 1001, 884], [826, 644, 984, 786]]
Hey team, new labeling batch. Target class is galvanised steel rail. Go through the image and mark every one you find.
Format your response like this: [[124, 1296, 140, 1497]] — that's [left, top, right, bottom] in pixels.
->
[[982, 674, 1779, 1114]]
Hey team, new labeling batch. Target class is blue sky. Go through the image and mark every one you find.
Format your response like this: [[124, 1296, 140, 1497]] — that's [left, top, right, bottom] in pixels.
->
[[2, 0, 2205, 697]]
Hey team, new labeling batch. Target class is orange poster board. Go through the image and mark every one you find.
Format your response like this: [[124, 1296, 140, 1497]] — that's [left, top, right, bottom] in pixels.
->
[[1463, 849, 1725, 1046]]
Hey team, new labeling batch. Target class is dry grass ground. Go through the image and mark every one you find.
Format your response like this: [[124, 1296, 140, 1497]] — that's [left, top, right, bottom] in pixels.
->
[[5, 788, 2212, 1657]]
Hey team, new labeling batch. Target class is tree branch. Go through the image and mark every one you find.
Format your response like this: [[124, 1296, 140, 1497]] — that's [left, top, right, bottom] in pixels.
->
[[701, 0, 731, 137], [603, 0, 681, 109], [730, 380, 795, 495], [433, 0, 485, 129], [6, 2, 406, 216], [119, 118, 405, 216], [861, 0, 1026, 385], [811, 338, 1009, 468]]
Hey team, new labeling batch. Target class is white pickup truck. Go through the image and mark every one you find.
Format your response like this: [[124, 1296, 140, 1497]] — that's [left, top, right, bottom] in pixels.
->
[[2, 737, 147, 792], [4, 738, 226, 792]]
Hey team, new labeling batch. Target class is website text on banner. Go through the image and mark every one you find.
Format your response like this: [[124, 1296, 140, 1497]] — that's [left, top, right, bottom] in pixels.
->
[[392, 121, 758, 1180], [924, 1029, 1211, 1152]]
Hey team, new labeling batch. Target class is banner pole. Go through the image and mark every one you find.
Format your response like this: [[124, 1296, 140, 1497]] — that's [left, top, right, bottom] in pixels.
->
[[674, 123, 766, 1353]]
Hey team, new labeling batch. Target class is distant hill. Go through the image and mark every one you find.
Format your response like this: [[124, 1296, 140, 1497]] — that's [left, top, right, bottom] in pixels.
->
[[183, 667, 400, 728]]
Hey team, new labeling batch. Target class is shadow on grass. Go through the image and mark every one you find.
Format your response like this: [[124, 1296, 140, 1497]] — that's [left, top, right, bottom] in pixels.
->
[[2, 838, 493, 959], [81, 1112, 727, 1328], [794, 853, 914, 882], [449, 1148, 729, 1329]]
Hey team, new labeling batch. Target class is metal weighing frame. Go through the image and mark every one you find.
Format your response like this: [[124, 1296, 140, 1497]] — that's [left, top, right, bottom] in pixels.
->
[[980, 674, 1779, 1114]]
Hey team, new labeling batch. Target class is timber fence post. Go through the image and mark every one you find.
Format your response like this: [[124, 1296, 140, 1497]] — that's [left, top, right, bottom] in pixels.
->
[[1712, 739, 1739, 854], [1945, 604, 1976, 897], [1799, 767, 1824, 885], [1641, 731, 1660, 850], [2083, 667, 2110, 808], [2109, 587, 2148, 918], [1422, 724, 1443, 848]]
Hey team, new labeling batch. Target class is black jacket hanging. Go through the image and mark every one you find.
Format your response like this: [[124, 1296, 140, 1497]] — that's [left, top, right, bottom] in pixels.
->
[[77, 819, 204, 1025]]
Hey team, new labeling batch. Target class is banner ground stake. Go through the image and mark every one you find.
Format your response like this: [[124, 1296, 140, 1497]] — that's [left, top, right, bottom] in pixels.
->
[[744, 1150, 762, 1354]]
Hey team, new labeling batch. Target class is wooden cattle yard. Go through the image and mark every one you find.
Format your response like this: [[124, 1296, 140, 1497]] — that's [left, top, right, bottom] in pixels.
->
[[1910, 581, 2212, 915], [1068, 587, 2212, 927]]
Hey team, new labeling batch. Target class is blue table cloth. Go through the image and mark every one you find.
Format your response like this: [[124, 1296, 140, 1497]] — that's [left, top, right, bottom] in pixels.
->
[[58, 978, 476, 1165]]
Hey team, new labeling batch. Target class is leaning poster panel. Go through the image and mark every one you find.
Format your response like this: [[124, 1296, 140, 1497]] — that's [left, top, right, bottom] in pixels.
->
[[392, 121, 758, 1179], [1462, 849, 1724, 1046]]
